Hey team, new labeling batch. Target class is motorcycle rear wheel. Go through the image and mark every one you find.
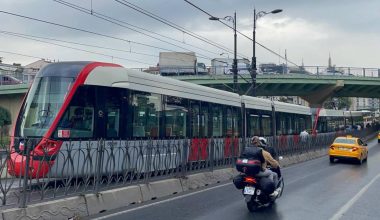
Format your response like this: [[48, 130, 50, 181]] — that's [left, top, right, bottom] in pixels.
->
[[246, 200, 259, 212]]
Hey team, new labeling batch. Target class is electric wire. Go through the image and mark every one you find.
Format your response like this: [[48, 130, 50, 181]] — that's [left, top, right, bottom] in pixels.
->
[[53, 0, 213, 60], [0, 31, 154, 65], [114, 0, 250, 60], [0, 30, 205, 64], [0, 50, 50, 61], [53, 0, 219, 59], [0, 10, 211, 60], [183, 0, 301, 68]]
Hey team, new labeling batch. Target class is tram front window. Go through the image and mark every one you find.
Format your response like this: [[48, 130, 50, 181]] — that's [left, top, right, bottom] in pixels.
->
[[18, 76, 74, 137]]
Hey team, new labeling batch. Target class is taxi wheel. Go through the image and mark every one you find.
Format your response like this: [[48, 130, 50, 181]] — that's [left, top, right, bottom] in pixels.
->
[[357, 157, 363, 165], [329, 157, 335, 163]]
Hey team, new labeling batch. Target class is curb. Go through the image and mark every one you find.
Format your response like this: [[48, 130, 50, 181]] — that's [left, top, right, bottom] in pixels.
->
[[1, 196, 88, 220]]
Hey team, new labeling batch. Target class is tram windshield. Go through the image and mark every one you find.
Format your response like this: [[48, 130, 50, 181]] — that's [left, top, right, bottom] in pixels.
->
[[18, 76, 75, 137]]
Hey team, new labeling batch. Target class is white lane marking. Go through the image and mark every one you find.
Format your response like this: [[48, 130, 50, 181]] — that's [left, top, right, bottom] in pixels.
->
[[93, 182, 232, 219], [329, 172, 380, 220]]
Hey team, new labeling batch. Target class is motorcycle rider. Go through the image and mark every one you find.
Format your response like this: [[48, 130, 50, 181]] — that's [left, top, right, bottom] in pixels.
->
[[258, 137, 282, 179], [240, 136, 281, 198]]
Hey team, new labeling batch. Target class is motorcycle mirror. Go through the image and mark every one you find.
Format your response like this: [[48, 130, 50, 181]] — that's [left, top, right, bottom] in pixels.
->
[[278, 156, 284, 161]]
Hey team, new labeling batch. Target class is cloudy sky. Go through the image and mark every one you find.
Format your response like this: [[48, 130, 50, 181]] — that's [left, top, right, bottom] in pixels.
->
[[0, 0, 379, 68]]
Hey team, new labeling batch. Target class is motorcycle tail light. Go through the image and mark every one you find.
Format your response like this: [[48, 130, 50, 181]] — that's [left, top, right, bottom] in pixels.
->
[[244, 177, 257, 184], [247, 160, 260, 165]]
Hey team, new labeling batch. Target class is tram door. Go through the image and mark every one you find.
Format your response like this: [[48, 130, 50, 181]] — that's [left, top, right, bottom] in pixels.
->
[[94, 87, 123, 139], [94, 87, 107, 138]]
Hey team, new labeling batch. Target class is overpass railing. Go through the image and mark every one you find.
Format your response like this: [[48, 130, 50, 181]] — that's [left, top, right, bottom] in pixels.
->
[[0, 127, 377, 208], [133, 65, 380, 78]]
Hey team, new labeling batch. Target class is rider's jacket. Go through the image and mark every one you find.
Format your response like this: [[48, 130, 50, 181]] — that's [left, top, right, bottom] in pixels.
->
[[241, 145, 279, 171]]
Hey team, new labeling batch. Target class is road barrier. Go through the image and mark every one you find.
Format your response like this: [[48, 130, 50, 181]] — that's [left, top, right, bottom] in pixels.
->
[[0, 127, 377, 211]]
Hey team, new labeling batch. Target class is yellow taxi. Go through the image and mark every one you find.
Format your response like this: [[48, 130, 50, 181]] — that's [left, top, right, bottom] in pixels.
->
[[378, 132, 380, 143], [329, 135, 368, 164]]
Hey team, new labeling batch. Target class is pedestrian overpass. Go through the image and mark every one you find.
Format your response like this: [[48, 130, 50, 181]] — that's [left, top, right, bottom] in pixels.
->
[[170, 74, 380, 107]]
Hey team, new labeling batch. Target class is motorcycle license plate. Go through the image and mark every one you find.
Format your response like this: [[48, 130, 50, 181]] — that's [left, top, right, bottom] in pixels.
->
[[244, 186, 255, 195]]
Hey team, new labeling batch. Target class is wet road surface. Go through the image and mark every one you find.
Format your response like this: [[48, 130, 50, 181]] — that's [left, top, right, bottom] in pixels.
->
[[92, 138, 380, 220]]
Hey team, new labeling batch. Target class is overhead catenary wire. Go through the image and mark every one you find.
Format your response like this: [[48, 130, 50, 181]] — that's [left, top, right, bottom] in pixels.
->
[[0, 50, 51, 61], [114, 0, 250, 60], [52, 0, 214, 60], [183, 0, 301, 68], [0, 10, 211, 61], [53, 0, 220, 59], [0, 31, 154, 66], [0, 30, 205, 64]]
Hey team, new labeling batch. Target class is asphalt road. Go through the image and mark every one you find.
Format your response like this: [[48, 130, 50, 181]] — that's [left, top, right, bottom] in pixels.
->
[[91, 138, 380, 220]]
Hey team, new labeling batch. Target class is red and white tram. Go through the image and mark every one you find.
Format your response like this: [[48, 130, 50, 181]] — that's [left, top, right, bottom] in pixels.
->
[[8, 61, 312, 178]]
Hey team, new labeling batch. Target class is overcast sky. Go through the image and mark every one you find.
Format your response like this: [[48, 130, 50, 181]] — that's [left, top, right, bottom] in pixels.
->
[[0, 0, 379, 68]]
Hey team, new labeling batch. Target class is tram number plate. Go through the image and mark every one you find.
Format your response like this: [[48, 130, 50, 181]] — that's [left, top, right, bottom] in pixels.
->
[[244, 186, 255, 195]]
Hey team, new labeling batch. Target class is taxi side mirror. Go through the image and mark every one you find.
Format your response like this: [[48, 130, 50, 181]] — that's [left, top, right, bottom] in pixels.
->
[[364, 143, 368, 146]]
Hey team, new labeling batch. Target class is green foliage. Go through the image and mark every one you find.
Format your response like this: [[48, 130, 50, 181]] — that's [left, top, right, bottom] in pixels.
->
[[323, 97, 352, 110]]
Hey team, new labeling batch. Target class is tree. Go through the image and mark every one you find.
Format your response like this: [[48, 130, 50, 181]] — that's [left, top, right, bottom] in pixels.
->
[[323, 97, 352, 110], [0, 107, 11, 143], [337, 97, 352, 110]]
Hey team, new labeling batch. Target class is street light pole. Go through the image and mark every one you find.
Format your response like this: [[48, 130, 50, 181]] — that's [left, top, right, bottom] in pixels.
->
[[209, 13, 238, 93], [251, 8, 283, 97], [251, 8, 257, 97], [233, 12, 238, 94]]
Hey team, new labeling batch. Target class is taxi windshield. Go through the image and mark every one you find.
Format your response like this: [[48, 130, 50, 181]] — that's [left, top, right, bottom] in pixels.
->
[[334, 138, 356, 144]]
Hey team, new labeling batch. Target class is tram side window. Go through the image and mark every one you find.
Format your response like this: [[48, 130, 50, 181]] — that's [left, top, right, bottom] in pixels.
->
[[131, 92, 161, 138], [164, 96, 188, 137], [300, 117, 306, 131], [232, 107, 240, 137], [105, 88, 123, 138], [278, 113, 286, 135], [212, 105, 223, 137], [200, 102, 209, 137], [262, 115, 271, 136], [226, 108, 233, 136], [248, 113, 260, 137], [190, 101, 200, 137], [55, 86, 95, 139], [287, 115, 293, 134]]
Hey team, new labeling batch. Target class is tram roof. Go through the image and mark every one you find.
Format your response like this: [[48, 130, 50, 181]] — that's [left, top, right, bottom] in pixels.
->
[[319, 109, 345, 117], [84, 66, 242, 107], [273, 101, 311, 115]]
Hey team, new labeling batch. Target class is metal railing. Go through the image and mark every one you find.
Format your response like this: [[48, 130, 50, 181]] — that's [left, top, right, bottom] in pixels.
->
[[133, 65, 380, 78], [0, 127, 377, 208]]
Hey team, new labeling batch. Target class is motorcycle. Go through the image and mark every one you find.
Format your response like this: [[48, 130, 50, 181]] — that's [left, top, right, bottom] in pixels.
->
[[242, 172, 284, 212], [235, 155, 284, 212]]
